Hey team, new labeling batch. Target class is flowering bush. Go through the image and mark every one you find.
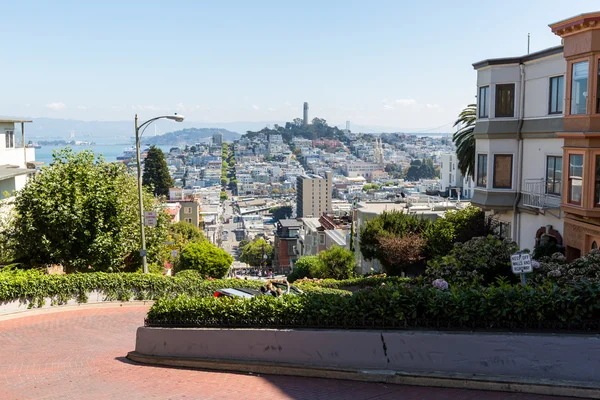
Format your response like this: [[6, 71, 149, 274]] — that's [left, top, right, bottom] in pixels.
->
[[422, 235, 520, 287], [432, 279, 449, 290], [531, 250, 600, 286]]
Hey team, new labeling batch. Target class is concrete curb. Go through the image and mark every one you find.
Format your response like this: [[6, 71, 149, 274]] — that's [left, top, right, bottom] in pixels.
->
[[126, 351, 600, 399], [0, 301, 153, 321]]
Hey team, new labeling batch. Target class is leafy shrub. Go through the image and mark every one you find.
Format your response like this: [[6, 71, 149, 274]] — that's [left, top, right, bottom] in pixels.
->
[[176, 241, 233, 278], [293, 275, 410, 290], [532, 241, 564, 260], [287, 256, 319, 282], [531, 250, 600, 286], [316, 246, 355, 280], [422, 235, 520, 287], [174, 269, 204, 280], [147, 281, 600, 331]]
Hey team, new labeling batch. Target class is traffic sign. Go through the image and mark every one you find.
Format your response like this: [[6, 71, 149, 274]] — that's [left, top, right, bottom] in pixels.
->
[[144, 211, 157, 227], [511, 253, 532, 274]]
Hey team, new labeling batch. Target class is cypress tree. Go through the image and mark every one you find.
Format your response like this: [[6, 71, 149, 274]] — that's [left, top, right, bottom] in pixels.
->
[[142, 146, 174, 197]]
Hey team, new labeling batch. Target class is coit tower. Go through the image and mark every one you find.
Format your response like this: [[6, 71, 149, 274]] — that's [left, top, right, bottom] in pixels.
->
[[303, 102, 309, 126]]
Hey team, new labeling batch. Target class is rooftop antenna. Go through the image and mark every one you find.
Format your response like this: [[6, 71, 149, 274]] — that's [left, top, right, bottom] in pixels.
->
[[527, 33, 530, 55]]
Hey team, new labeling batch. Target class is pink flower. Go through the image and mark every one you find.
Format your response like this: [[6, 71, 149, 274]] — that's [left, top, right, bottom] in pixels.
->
[[432, 279, 449, 290]]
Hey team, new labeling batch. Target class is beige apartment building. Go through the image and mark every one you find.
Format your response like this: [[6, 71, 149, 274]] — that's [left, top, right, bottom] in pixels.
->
[[296, 171, 332, 218]]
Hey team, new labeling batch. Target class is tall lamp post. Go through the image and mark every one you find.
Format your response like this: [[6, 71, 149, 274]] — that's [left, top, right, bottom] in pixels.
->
[[135, 113, 184, 274]]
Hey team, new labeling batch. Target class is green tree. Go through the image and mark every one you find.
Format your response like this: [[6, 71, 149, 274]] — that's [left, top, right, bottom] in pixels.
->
[[175, 241, 233, 277], [317, 246, 355, 279], [359, 210, 430, 274], [270, 205, 293, 222], [220, 178, 228, 187], [189, 145, 197, 153], [10, 148, 168, 272], [143, 146, 173, 197], [220, 190, 228, 202], [287, 255, 321, 282], [239, 238, 273, 266], [453, 104, 476, 178], [168, 221, 205, 249]]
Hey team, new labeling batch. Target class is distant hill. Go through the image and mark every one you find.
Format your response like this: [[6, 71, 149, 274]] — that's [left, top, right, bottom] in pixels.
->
[[143, 127, 240, 146], [244, 117, 347, 143]]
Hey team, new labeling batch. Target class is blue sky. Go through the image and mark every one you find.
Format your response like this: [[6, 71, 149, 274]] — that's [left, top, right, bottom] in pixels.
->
[[2, 0, 599, 131]]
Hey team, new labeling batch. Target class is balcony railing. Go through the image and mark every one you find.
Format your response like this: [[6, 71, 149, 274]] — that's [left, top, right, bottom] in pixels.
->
[[522, 179, 561, 209]]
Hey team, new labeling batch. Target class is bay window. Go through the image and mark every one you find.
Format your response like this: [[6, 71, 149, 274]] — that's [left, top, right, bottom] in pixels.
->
[[495, 84, 515, 118], [568, 154, 583, 205], [477, 154, 487, 187], [493, 154, 513, 189], [478, 86, 489, 118], [571, 61, 589, 115], [546, 156, 562, 196]]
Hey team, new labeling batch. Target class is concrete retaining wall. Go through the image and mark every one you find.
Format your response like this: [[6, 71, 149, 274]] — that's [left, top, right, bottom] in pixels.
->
[[135, 327, 600, 384], [0, 290, 139, 315]]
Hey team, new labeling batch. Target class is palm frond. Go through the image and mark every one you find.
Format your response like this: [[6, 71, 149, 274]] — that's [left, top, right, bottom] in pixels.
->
[[452, 104, 477, 179]]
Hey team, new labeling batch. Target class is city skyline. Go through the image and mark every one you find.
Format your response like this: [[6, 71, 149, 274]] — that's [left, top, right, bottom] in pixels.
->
[[2, 1, 599, 132]]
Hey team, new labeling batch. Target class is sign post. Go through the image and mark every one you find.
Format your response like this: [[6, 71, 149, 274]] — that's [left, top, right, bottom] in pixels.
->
[[510, 252, 532, 285], [144, 211, 157, 227]]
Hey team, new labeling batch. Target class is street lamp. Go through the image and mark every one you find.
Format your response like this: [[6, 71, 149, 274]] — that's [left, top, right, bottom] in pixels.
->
[[135, 113, 184, 274]]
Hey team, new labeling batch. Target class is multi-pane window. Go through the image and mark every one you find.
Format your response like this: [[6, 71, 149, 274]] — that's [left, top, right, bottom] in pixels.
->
[[571, 61, 589, 115], [568, 154, 584, 205], [546, 156, 562, 196], [4, 130, 14, 149], [477, 154, 487, 187], [549, 76, 564, 114], [478, 86, 489, 118], [495, 84, 515, 118], [493, 154, 513, 189]]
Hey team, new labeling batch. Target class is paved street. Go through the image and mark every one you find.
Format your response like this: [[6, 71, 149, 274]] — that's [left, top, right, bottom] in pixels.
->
[[0, 305, 578, 400]]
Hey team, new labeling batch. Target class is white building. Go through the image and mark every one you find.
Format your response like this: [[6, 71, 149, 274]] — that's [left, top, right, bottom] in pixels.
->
[[439, 153, 474, 199], [472, 45, 565, 251], [0, 118, 36, 197]]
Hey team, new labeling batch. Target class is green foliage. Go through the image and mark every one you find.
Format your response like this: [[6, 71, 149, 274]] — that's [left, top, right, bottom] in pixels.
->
[[531, 251, 600, 286], [423, 206, 497, 259], [423, 235, 520, 287], [269, 205, 293, 222], [385, 164, 404, 179], [176, 241, 233, 278], [362, 183, 380, 192], [10, 148, 168, 272], [317, 246, 355, 280], [168, 221, 204, 245], [288, 256, 321, 282], [0, 198, 17, 264], [147, 281, 600, 331], [532, 241, 564, 260], [142, 146, 174, 197], [359, 210, 430, 268], [405, 158, 437, 181], [220, 190, 228, 202], [239, 238, 273, 267], [453, 104, 476, 179]]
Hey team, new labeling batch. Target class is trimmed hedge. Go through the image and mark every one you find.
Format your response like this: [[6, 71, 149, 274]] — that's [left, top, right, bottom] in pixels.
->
[[293, 276, 411, 290], [0, 271, 349, 308], [147, 282, 600, 331]]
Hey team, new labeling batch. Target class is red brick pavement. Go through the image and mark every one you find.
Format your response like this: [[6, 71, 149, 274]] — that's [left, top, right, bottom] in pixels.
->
[[0, 306, 578, 400]]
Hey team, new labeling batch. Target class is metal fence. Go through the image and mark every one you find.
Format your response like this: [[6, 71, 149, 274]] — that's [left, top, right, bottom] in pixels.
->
[[145, 317, 600, 333]]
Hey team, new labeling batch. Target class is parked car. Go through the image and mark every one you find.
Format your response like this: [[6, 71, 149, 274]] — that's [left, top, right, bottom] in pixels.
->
[[214, 281, 303, 298]]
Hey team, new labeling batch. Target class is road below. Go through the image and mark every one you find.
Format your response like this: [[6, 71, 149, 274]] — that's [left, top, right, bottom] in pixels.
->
[[0, 305, 578, 400]]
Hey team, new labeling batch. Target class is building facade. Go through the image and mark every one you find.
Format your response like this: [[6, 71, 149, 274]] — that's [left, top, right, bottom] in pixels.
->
[[0, 119, 36, 197], [296, 171, 332, 218], [273, 219, 302, 274], [471, 11, 600, 258]]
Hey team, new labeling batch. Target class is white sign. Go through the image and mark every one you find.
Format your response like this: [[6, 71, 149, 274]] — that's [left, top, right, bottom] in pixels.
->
[[144, 211, 157, 227], [511, 253, 532, 274]]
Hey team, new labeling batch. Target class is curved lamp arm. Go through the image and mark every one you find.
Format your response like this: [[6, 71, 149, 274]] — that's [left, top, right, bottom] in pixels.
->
[[137, 115, 185, 139]]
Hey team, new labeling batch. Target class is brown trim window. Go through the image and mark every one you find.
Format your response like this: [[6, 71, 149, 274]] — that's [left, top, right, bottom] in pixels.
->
[[597, 60, 600, 114], [568, 154, 583, 205], [595, 155, 600, 205], [478, 86, 489, 118], [493, 154, 513, 189], [571, 61, 589, 115], [549, 76, 564, 115], [477, 154, 487, 187], [495, 84, 515, 118], [546, 156, 562, 196]]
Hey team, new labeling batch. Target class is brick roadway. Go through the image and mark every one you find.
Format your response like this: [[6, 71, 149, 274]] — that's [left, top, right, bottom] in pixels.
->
[[0, 306, 578, 400]]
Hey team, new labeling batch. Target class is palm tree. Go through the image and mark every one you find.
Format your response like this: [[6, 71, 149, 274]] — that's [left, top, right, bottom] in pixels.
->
[[452, 104, 476, 179]]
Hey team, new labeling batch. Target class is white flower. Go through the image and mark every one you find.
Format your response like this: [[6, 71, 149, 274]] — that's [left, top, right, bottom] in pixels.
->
[[432, 279, 449, 290]]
